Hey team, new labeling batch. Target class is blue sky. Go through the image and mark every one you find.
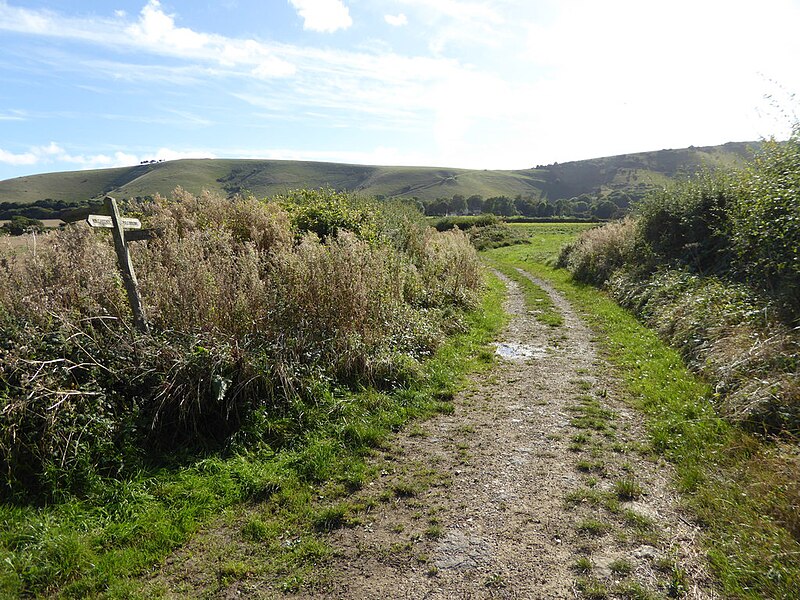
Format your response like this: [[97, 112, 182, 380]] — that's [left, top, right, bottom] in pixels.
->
[[1, 0, 799, 181]]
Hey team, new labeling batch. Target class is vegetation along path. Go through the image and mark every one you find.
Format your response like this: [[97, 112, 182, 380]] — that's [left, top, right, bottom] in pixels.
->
[[150, 268, 720, 599]]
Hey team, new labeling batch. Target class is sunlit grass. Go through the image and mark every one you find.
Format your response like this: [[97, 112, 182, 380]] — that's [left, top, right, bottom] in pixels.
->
[[489, 231, 800, 599]]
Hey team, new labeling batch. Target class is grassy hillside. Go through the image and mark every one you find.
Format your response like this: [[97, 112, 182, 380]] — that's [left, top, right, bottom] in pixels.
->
[[0, 141, 759, 210]]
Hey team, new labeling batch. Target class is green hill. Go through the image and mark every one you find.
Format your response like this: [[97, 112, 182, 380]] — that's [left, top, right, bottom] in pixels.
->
[[0, 142, 759, 216]]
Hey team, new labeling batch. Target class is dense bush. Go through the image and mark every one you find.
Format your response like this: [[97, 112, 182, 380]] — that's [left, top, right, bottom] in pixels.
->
[[560, 130, 800, 433], [430, 216, 533, 251], [729, 136, 800, 301], [556, 218, 640, 286], [0, 189, 481, 501], [0, 216, 45, 236], [432, 214, 497, 231], [464, 223, 530, 251], [635, 172, 735, 274]]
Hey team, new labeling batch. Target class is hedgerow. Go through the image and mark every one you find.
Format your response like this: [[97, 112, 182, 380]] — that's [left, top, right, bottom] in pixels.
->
[[0, 189, 481, 502], [558, 129, 800, 434]]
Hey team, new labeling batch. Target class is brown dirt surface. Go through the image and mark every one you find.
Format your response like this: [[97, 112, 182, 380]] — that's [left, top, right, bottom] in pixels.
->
[[146, 270, 721, 599]]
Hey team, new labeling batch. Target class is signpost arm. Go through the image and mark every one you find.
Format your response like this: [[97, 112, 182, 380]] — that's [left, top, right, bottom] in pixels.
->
[[105, 196, 149, 334]]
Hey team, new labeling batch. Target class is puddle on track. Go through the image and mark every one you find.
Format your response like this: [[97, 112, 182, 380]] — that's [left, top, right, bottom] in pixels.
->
[[494, 342, 548, 360]]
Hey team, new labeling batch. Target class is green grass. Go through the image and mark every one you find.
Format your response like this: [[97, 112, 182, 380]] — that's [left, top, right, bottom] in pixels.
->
[[609, 558, 633, 575], [576, 576, 609, 599], [481, 224, 578, 326], [503, 222, 598, 263], [614, 478, 644, 501], [487, 229, 800, 599], [573, 556, 593, 574], [0, 274, 508, 598], [576, 517, 611, 536], [484, 257, 563, 326]]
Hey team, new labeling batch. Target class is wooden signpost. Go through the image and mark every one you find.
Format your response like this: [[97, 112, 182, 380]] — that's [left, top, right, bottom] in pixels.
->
[[87, 214, 142, 230], [88, 196, 151, 333]]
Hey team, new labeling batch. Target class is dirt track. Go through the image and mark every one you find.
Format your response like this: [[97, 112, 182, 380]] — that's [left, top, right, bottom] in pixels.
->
[[304, 271, 717, 599], [151, 271, 719, 599]]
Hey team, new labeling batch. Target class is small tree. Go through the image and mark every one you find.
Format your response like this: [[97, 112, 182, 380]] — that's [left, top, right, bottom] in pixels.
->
[[1, 215, 44, 236], [592, 200, 618, 220], [450, 194, 467, 215], [467, 194, 484, 214]]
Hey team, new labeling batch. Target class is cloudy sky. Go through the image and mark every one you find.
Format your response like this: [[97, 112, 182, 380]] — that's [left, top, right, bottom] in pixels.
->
[[1, 0, 799, 180]]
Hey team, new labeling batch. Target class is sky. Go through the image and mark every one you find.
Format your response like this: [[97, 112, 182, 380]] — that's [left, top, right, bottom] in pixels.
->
[[1, 0, 799, 181]]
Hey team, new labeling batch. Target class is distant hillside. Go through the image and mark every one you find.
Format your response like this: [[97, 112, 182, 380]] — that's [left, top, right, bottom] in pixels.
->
[[0, 142, 759, 218]]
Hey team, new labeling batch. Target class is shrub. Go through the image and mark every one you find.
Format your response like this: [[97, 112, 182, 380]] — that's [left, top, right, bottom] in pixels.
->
[[432, 214, 497, 231], [557, 219, 639, 286], [466, 222, 529, 251], [634, 172, 735, 274], [0, 189, 482, 501], [276, 187, 378, 241], [728, 133, 800, 306], [1, 216, 45, 236], [561, 131, 800, 433]]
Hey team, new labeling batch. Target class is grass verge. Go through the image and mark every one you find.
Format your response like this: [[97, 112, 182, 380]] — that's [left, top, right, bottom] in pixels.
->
[[486, 259, 562, 326], [488, 233, 800, 599], [0, 273, 507, 599]]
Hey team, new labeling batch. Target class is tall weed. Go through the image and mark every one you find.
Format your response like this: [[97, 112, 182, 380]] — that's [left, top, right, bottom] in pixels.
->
[[0, 189, 481, 501], [557, 218, 640, 286]]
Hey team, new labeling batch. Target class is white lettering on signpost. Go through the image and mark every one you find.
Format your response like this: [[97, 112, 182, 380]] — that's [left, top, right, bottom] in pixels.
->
[[87, 214, 142, 229]]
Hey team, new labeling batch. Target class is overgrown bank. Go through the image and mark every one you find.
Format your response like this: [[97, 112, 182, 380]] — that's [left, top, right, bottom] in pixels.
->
[[0, 189, 498, 597], [548, 129, 800, 598], [559, 132, 800, 434], [487, 223, 800, 598]]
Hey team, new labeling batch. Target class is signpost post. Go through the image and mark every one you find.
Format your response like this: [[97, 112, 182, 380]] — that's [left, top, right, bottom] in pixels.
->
[[88, 196, 150, 334]]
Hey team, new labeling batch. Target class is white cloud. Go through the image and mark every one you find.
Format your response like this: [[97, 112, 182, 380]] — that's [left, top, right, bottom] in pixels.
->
[[0, 1, 295, 78], [288, 0, 353, 33], [124, 1, 296, 76], [0, 110, 26, 122], [0, 148, 38, 166], [127, 0, 208, 51], [384, 13, 408, 26], [518, 0, 800, 158], [3, 0, 798, 175], [0, 141, 215, 171], [400, 0, 502, 22], [395, 0, 505, 52]]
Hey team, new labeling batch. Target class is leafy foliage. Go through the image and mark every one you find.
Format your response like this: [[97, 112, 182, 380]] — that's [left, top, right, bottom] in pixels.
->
[[276, 188, 378, 241], [0, 215, 44, 236], [728, 133, 800, 300], [559, 130, 800, 434], [0, 189, 481, 502]]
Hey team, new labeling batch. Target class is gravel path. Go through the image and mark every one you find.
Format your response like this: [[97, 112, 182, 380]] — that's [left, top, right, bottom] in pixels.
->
[[149, 271, 720, 599], [303, 271, 718, 599]]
